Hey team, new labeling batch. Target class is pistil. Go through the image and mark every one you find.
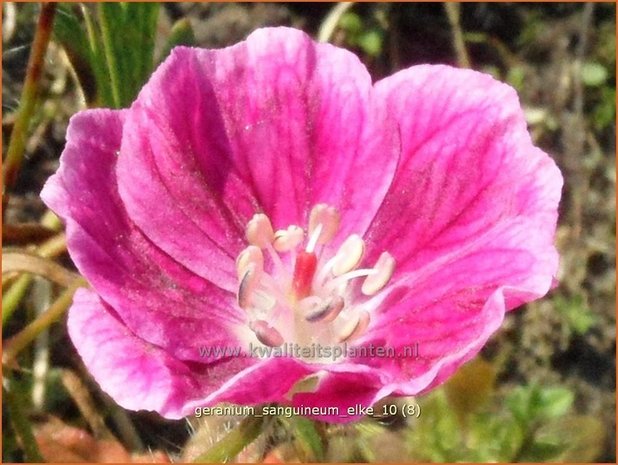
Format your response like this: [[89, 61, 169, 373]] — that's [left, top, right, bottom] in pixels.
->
[[292, 251, 317, 299], [236, 204, 396, 358]]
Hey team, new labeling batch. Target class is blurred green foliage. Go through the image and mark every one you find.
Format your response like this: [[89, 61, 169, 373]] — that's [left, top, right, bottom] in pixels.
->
[[53, 3, 195, 109], [338, 11, 386, 58], [54, 3, 159, 108], [554, 294, 597, 336], [405, 359, 605, 462]]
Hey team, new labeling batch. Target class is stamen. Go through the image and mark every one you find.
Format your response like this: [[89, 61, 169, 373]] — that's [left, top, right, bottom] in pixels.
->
[[361, 252, 396, 296], [250, 320, 284, 347], [327, 268, 376, 293], [305, 224, 322, 254], [251, 291, 277, 314], [246, 213, 274, 248], [237, 263, 261, 309], [337, 311, 370, 342], [236, 205, 395, 360], [264, 241, 288, 282], [273, 225, 304, 252], [331, 234, 365, 276], [308, 204, 340, 245], [292, 251, 317, 299], [304, 296, 345, 323], [236, 245, 264, 279]]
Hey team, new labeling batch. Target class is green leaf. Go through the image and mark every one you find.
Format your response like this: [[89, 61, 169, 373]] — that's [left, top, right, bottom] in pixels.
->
[[281, 416, 324, 461], [158, 18, 196, 64], [53, 4, 97, 104], [358, 29, 383, 57], [193, 415, 264, 463], [534, 386, 574, 419], [405, 391, 461, 462], [593, 87, 616, 131], [535, 415, 605, 462], [466, 413, 524, 462], [97, 2, 160, 108], [517, 440, 566, 462], [506, 384, 574, 427], [4, 378, 44, 462], [507, 66, 526, 92], [554, 294, 596, 335], [339, 12, 363, 35], [52, 3, 160, 108], [581, 62, 608, 87]]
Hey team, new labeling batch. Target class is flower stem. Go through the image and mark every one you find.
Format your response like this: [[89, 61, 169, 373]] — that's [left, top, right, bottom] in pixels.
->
[[2, 275, 33, 325], [3, 379, 44, 462], [318, 2, 355, 43], [3, 277, 87, 365], [2, 2, 57, 191], [2, 233, 67, 326], [193, 415, 264, 463], [444, 3, 471, 68]]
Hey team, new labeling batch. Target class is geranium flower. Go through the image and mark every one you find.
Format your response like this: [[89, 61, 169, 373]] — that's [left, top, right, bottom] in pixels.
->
[[41, 27, 562, 422]]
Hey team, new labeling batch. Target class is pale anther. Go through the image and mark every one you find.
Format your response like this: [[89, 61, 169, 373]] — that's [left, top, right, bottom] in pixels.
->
[[337, 311, 370, 342], [308, 204, 340, 245], [246, 213, 274, 248], [361, 252, 396, 296], [237, 263, 261, 309], [331, 234, 365, 276], [250, 320, 284, 347], [236, 245, 263, 279], [236, 204, 394, 358], [305, 296, 345, 323], [273, 225, 304, 252]]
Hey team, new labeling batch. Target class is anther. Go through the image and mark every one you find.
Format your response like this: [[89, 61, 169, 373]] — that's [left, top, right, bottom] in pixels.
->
[[236, 245, 264, 279], [361, 252, 396, 296], [246, 213, 274, 248], [273, 225, 304, 252], [305, 296, 345, 323], [250, 320, 284, 347], [238, 263, 261, 309], [308, 204, 340, 245], [337, 311, 370, 342], [331, 234, 365, 276]]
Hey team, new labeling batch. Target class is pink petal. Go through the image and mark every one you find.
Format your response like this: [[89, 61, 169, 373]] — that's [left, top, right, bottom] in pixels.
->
[[291, 371, 390, 423], [41, 110, 241, 362], [367, 65, 561, 288], [355, 280, 508, 393], [116, 27, 398, 285], [67, 289, 245, 418], [181, 357, 316, 416], [349, 65, 561, 391], [71, 289, 334, 420]]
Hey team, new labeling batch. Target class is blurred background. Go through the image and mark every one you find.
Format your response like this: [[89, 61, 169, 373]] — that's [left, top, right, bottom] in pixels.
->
[[2, 2, 615, 462]]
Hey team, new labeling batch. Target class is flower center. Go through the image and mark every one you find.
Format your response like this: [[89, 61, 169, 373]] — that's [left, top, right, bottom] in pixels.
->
[[236, 204, 395, 360]]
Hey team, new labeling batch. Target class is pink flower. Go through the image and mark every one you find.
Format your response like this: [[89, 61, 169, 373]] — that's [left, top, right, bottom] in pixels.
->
[[41, 27, 562, 422]]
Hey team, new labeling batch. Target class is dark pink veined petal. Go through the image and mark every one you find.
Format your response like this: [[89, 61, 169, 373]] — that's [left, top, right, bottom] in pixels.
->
[[351, 278, 508, 393], [366, 65, 561, 287], [40, 110, 242, 362], [181, 357, 317, 416], [70, 289, 329, 420], [348, 65, 561, 391], [67, 289, 252, 419], [116, 27, 398, 284], [184, 357, 390, 421], [291, 371, 390, 423]]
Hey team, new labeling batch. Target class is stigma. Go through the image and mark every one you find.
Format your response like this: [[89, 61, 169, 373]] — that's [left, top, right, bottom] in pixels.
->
[[236, 204, 395, 359]]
